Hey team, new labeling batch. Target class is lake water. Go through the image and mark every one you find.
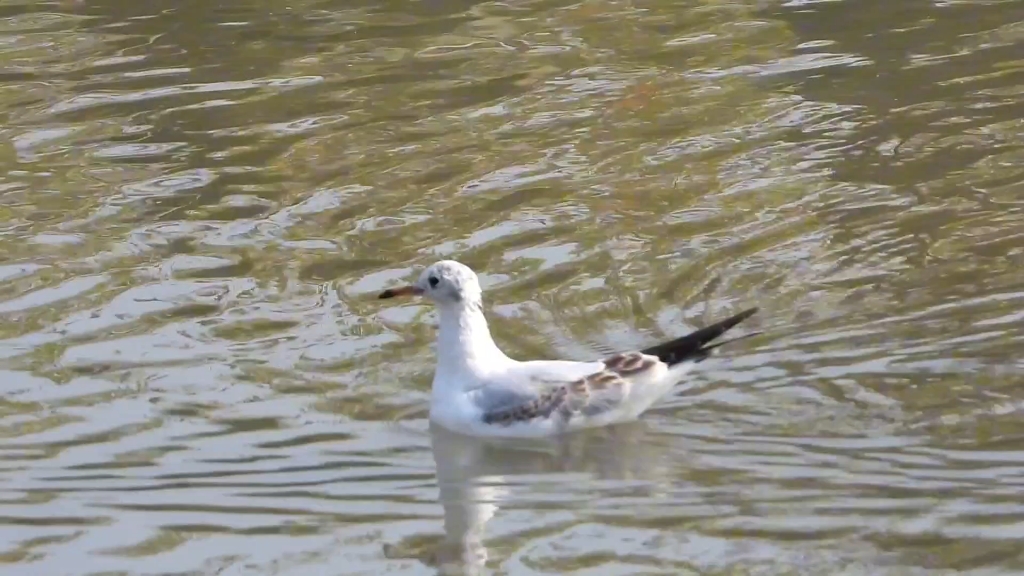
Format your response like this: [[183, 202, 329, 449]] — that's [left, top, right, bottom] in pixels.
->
[[1, 0, 1024, 574]]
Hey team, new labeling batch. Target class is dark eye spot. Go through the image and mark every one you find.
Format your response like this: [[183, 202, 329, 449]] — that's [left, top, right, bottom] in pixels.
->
[[428, 276, 439, 288]]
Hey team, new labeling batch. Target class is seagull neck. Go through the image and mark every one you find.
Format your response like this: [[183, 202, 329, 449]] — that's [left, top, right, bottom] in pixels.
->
[[436, 299, 508, 377]]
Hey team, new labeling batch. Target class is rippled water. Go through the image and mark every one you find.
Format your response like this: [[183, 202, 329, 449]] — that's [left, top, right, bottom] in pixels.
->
[[1, 0, 1023, 574]]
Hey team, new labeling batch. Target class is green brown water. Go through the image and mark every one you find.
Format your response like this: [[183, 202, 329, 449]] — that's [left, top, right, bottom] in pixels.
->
[[1, 0, 1024, 574]]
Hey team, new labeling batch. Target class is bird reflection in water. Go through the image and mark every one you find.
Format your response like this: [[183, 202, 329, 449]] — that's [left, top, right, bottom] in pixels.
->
[[385, 420, 678, 575]]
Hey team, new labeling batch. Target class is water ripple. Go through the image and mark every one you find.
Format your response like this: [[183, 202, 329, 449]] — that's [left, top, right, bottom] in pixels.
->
[[0, 0, 1022, 574]]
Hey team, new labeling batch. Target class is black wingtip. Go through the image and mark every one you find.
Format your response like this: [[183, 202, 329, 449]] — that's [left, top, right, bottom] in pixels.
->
[[640, 307, 759, 366]]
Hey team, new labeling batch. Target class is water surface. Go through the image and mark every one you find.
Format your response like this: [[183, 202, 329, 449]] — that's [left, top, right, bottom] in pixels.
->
[[1, 0, 1024, 574]]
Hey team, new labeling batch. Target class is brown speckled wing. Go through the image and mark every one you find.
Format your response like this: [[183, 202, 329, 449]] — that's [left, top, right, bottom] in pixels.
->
[[481, 351, 661, 427], [601, 351, 658, 377]]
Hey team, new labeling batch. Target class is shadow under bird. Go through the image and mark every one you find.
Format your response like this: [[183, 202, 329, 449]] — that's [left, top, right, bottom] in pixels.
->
[[379, 260, 758, 438]]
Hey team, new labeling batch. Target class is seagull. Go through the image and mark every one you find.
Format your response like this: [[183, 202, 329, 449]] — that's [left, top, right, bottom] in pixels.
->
[[379, 260, 758, 438]]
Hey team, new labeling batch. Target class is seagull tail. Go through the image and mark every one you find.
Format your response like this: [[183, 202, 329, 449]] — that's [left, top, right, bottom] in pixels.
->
[[640, 307, 759, 367]]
